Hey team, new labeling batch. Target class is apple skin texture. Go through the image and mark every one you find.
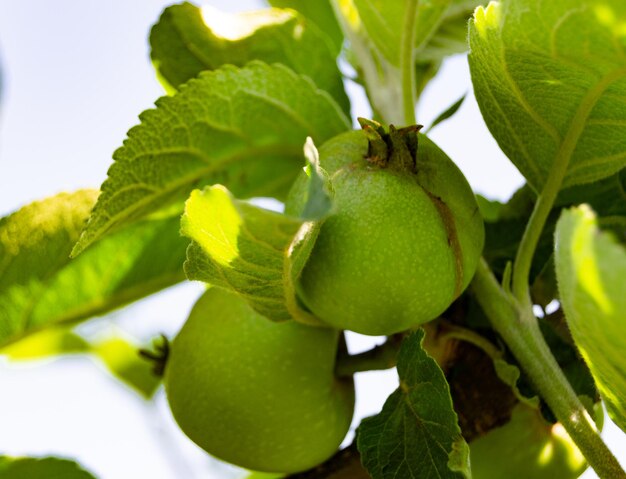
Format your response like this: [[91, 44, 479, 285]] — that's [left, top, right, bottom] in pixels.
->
[[164, 288, 355, 474], [470, 404, 588, 479], [289, 130, 484, 336]]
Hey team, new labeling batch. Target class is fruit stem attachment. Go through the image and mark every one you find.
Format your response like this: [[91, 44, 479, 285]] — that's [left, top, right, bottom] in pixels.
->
[[335, 335, 403, 377], [472, 259, 626, 479], [438, 320, 503, 361]]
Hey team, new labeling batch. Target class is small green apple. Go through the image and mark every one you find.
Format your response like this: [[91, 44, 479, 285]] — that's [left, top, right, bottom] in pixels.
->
[[470, 404, 588, 478], [289, 127, 484, 336], [164, 288, 355, 473]]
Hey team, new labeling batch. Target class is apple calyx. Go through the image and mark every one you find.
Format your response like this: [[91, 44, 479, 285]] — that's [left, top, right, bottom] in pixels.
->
[[357, 117, 422, 174]]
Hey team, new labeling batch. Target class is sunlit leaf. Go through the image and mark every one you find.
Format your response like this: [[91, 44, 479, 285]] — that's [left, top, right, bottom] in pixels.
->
[[150, 2, 349, 113], [72, 62, 349, 256], [555, 205, 626, 433], [93, 334, 161, 399], [469, 0, 626, 190], [268, 0, 343, 53], [0, 190, 187, 347]]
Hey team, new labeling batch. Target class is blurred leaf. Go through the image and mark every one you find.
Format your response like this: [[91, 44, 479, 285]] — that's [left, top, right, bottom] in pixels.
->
[[351, 0, 418, 67], [556, 167, 626, 217], [150, 2, 349, 113], [0, 190, 187, 347], [1, 325, 161, 400], [93, 335, 160, 399], [0, 328, 89, 360], [268, 0, 343, 53], [475, 194, 502, 222], [0, 456, 97, 478], [72, 62, 349, 256], [358, 329, 471, 479], [417, 0, 483, 62], [469, 0, 626, 190], [555, 205, 626, 433], [426, 94, 466, 132]]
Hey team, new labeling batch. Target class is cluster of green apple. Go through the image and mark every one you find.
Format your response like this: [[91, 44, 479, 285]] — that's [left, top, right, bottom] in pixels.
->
[[164, 124, 487, 473]]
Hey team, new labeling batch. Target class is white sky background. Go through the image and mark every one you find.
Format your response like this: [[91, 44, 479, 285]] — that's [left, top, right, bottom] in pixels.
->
[[0, 1, 623, 478]]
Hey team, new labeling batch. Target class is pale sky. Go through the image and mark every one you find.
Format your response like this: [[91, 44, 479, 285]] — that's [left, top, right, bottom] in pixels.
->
[[0, 1, 622, 478]]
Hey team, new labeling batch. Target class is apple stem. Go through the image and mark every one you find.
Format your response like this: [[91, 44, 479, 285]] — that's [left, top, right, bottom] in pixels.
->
[[471, 259, 626, 479], [335, 335, 403, 377]]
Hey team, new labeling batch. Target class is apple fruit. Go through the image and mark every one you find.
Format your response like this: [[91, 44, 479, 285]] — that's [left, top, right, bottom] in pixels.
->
[[164, 288, 355, 473], [470, 404, 589, 478], [289, 126, 484, 336]]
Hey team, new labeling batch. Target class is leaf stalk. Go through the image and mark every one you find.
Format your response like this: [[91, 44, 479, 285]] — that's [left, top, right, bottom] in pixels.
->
[[472, 259, 626, 479]]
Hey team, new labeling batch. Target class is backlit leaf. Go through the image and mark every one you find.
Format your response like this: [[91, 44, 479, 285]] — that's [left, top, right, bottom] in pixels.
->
[[469, 0, 626, 190], [0, 190, 187, 347], [72, 62, 349, 256], [150, 3, 349, 113], [555, 205, 626, 433]]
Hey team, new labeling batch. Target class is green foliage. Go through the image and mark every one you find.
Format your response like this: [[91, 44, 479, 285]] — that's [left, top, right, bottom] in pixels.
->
[[555, 206, 626, 433], [92, 334, 161, 399], [4, 0, 626, 477], [351, 0, 420, 67], [72, 62, 350, 256], [150, 2, 349, 113], [0, 456, 97, 479], [469, 0, 626, 191], [1, 328, 160, 399], [267, 0, 343, 53], [426, 93, 466, 132], [0, 190, 187, 347], [357, 329, 471, 479], [182, 186, 304, 322]]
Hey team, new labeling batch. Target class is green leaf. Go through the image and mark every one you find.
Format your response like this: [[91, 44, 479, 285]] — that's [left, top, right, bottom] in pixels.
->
[[493, 359, 540, 408], [181, 184, 324, 324], [1, 325, 160, 399], [72, 62, 349, 256], [0, 328, 89, 360], [0, 190, 187, 348], [268, 0, 343, 53], [150, 3, 349, 113], [92, 334, 161, 399], [556, 167, 626, 218], [351, 0, 412, 67], [416, 0, 483, 62], [555, 205, 626, 433], [426, 93, 466, 132], [0, 456, 97, 478], [357, 329, 471, 479], [469, 0, 626, 191]]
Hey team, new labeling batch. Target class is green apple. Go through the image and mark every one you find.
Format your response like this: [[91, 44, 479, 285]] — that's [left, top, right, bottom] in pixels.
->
[[289, 127, 484, 336], [470, 404, 588, 478], [164, 288, 355, 473]]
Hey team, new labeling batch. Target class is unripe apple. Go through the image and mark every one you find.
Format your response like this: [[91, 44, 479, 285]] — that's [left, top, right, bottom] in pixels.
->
[[289, 126, 484, 336], [164, 288, 355, 473], [470, 404, 588, 478]]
